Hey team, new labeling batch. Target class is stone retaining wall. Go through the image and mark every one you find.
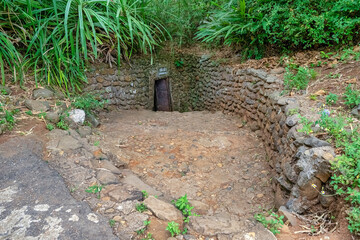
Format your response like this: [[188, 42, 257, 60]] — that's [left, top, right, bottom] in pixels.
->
[[86, 53, 336, 213]]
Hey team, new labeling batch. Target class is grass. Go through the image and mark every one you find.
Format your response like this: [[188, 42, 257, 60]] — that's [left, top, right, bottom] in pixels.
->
[[0, 0, 167, 92]]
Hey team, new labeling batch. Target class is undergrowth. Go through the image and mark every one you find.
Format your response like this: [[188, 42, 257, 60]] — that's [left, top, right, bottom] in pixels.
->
[[298, 108, 360, 235]]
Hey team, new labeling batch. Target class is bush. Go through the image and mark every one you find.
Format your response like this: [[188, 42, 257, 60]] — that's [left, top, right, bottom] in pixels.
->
[[196, 0, 360, 59], [344, 84, 360, 108], [283, 67, 316, 91]]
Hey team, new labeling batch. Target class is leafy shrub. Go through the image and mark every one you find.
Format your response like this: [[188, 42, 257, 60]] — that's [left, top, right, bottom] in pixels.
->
[[326, 93, 339, 106], [283, 67, 316, 91], [72, 93, 107, 114], [344, 84, 360, 108], [196, 0, 360, 58]]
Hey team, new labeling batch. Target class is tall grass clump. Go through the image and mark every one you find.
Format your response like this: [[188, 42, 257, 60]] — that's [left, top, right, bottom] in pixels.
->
[[0, 0, 166, 92], [196, 0, 360, 59]]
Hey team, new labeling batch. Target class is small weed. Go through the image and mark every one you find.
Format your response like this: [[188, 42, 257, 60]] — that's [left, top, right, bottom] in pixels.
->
[[320, 51, 334, 59], [85, 185, 103, 199], [327, 72, 340, 79], [136, 220, 151, 235], [94, 141, 100, 147], [287, 108, 299, 116], [174, 59, 184, 68], [0, 105, 18, 131], [326, 93, 338, 106], [25, 110, 33, 116], [309, 95, 317, 101], [0, 88, 8, 95], [109, 219, 116, 227], [37, 112, 47, 118], [46, 123, 55, 131], [166, 221, 181, 237], [142, 190, 149, 199], [141, 233, 154, 240], [56, 119, 69, 130], [254, 211, 284, 235], [298, 115, 313, 135], [136, 203, 148, 213]]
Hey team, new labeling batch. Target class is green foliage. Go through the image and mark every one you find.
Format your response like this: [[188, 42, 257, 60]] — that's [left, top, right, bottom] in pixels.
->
[[142, 190, 149, 199], [141, 233, 154, 240], [57, 116, 69, 130], [326, 93, 339, 106], [344, 84, 360, 109], [172, 194, 198, 222], [348, 207, 360, 234], [283, 67, 316, 91], [25, 110, 33, 116], [136, 220, 151, 235], [135, 203, 148, 213], [72, 93, 107, 114], [254, 211, 284, 235], [38, 112, 47, 119], [196, 0, 360, 58], [303, 111, 360, 234], [298, 115, 313, 135], [166, 221, 181, 237], [46, 123, 55, 131], [85, 184, 103, 199], [109, 219, 116, 227], [0, 0, 166, 92], [0, 103, 18, 131], [174, 60, 184, 68]]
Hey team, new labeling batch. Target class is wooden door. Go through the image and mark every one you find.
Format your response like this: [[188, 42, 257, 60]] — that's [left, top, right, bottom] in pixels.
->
[[155, 79, 171, 111]]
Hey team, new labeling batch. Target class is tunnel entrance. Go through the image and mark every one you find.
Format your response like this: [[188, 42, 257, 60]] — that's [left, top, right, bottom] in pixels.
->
[[154, 78, 172, 111]]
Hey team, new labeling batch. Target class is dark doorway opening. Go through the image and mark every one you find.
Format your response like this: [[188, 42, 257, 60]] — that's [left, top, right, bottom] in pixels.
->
[[154, 78, 172, 111]]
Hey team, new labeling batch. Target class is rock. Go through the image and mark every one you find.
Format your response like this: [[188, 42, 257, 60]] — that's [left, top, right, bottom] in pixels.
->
[[69, 109, 86, 124], [277, 97, 297, 106], [188, 215, 245, 236], [143, 196, 183, 222], [24, 99, 50, 112], [33, 88, 54, 99], [319, 194, 335, 208], [188, 200, 209, 215], [121, 169, 162, 197], [299, 177, 321, 200], [0, 85, 11, 95], [96, 170, 120, 185], [57, 135, 82, 150], [108, 188, 142, 202], [78, 126, 92, 138], [233, 223, 276, 240], [274, 185, 286, 209], [115, 200, 139, 215], [99, 160, 122, 175], [183, 235, 197, 240], [119, 211, 149, 233], [285, 115, 300, 127], [45, 112, 60, 123], [278, 206, 299, 226], [86, 113, 100, 128], [285, 103, 300, 116], [304, 137, 331, 147], [351, 105, 360, 119], [270, 67, 285, 75], [178, 162, 189, 174]]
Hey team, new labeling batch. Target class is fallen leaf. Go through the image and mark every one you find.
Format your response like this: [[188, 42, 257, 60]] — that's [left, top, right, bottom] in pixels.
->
[[346, 78, 357, 84], [315, 90, 326, 96]]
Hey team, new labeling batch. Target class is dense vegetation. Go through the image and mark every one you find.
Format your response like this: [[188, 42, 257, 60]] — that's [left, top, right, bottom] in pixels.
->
[[1, 0, 359, 90], [196, 0, 360, 59]]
